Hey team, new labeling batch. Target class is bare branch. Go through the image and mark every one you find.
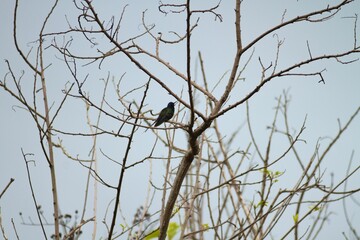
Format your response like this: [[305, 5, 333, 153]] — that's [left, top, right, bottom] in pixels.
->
[[0, 178, 15, 200]]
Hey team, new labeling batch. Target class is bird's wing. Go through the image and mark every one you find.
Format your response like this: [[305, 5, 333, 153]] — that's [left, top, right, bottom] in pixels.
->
[[154, 108, 167, 126], [164, 109, 174, 120]]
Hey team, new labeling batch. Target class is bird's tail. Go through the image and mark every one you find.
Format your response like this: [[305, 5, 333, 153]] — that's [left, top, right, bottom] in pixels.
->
[[144, 121, 155, 132]]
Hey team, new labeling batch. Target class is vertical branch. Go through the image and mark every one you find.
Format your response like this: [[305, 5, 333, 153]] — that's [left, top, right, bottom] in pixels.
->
[[282, 92, 307, 172], [159, 144, 172, 229], [353, 14, 358, 49], [214, 0, 243, 110], [90, 112, 99, 240], [159, 120, 177, 233], [37, 1, 60, 238], [11, 0, 61, 237], [186, 0, 195, 128], [256, 96, 282, 239], [235, 0, 242, 51], [198, 51, 213, 110], [38, 40, 60, 240], [194, 138, 205, 238], [81, 76, 110, 239], [21, 149, 48, 239], [179, 138, 203, 239], [108, 80, 150, 239], [342, 151, 360, 240], [0, 208, 8, 240], [159, 1, 198, 238], [13, 0, 40, 75], [160, 1, 246, 237], [11, 218, 20, 240], [159, 150, 197, 240]]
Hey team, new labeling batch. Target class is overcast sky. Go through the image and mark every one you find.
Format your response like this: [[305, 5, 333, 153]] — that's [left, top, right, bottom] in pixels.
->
[[1, 1, 360, 239]]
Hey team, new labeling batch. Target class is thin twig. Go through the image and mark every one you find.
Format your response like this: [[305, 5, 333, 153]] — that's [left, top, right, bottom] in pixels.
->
[[0, 178, 15, 200], [21, 149, 48, 240]]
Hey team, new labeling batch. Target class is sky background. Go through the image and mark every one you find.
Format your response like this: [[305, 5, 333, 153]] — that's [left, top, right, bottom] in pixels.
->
[[1, 0, 360, 239]]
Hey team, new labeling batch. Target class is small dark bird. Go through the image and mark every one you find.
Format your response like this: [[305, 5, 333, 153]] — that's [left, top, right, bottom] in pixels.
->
[[153, 102, 175, 127]]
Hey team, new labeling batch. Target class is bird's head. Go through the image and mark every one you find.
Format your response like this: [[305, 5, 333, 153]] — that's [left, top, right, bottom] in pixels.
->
[[168, 102, 176, 108]]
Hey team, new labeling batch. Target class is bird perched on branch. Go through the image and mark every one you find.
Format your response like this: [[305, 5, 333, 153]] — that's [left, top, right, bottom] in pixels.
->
[[153, 102, 175, 127]]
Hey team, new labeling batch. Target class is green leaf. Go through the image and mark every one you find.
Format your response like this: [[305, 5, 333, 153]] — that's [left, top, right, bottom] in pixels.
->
[[260, 168, 271, 176], [293, 213, 299, 223], [144, 222, 179, 240], [119, 223, 127, 231], [309, 205, 321, 211], [202, 223, 209, 231], [145, 229, 160, 240], [256, 200, 268, 208], [260, 169, 283, 180], [167, 222, 179, 240]]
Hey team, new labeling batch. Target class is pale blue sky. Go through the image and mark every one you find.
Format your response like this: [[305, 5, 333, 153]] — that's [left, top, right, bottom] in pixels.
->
[[1, 1, 360, 239]]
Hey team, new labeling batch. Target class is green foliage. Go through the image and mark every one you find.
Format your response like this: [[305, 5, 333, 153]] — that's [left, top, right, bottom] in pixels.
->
[[260, 168, 284, 181], [167, 222, 180, 240], [145, 229, 160, 239], [119, 223, 127, 231], [255, 200, 268, 208], [202, 223, 209, 231], [145, 222, 179, 240], [293, 213, 299, 224], [309, 205, 322, 212]]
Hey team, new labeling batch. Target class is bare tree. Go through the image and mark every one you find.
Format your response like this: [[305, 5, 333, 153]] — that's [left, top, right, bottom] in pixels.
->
[[1, 0, 360, 240]]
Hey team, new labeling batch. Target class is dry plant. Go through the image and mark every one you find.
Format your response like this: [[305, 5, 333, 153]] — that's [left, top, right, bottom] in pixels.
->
[[1, 0, 360, 240]]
